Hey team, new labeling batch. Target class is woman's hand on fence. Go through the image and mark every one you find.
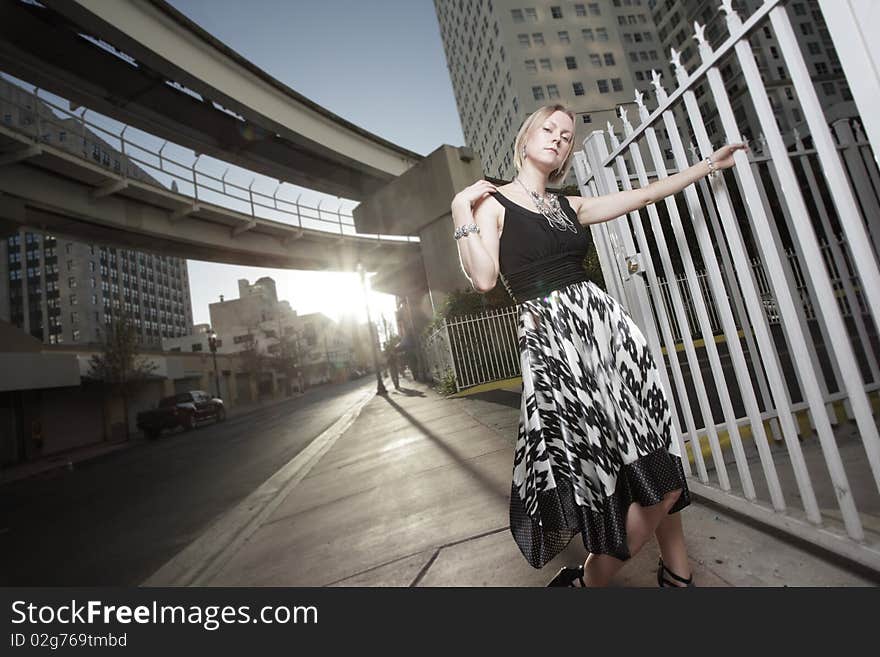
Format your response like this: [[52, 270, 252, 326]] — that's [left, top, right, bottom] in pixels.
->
[[709, 142, 749, 171], [452, 180, 497, 212]]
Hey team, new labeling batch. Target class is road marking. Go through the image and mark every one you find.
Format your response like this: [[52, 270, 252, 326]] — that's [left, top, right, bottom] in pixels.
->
[[141, 388, 375, 587]]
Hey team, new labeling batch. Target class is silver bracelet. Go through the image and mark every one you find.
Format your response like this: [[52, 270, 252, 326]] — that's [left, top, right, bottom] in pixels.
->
[[704, 156, 719, 179], [453, 223, 480, 240]]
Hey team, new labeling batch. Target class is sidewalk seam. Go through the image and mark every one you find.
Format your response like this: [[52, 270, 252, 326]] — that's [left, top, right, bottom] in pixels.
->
[[140, 389, 375, 587]]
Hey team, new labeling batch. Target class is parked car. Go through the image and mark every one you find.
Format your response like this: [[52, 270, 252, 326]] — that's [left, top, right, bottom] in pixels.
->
[[137, 390, 226, 440]]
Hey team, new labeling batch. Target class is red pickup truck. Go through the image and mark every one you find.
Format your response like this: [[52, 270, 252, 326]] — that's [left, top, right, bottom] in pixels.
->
[[136, 390, 226, 440]]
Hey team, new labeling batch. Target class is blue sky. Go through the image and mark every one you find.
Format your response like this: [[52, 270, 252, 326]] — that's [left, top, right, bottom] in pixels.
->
[[164, 0, 465, 326]]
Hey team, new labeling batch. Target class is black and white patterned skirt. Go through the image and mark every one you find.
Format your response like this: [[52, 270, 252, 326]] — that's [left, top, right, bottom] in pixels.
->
[[509, 279, 690, 569]]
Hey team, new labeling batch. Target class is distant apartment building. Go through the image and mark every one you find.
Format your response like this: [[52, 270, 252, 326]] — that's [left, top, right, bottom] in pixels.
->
[[434, 0, 673, 184], [166, 276, 368, 385], [0, 77, 194, 346]]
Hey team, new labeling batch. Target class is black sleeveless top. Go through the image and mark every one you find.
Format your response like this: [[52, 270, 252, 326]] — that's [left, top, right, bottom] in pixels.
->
[[491, 191, 593, 303]]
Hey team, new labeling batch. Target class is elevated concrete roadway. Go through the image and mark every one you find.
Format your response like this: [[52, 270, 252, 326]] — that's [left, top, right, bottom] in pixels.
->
[[0, 0, 422, 200], [0, 124, 420, 272]]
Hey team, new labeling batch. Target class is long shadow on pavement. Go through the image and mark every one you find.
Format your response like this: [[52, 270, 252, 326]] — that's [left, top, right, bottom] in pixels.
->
[[380, 394, 509, 505]]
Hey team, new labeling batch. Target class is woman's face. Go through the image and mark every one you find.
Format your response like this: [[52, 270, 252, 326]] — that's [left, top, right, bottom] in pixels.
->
[[525, 110, 574, 172]]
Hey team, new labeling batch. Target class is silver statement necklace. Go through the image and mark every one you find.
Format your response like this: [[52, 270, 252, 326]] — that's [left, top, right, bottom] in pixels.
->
[[514, 177, 578, 233]]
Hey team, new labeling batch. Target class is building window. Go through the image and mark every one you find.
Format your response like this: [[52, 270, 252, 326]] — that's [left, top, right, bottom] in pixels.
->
[[547, 84, 560, 99], [532, 86, 545, 100], [525, 8, 537, 21], [590, 53, 601, 66], [793, 2, 806, 15], [525, 58, 537, 72], [612, 78, 623, 91], [581, 114, 592, 124], [815, 61, 828, 75], [68, 276, 77, 288], [597, 79, 609, 93], [807, 42, 821, 55], [65, 243, 73, 254], [539, 57, 552, 71], [558, 30, 570, 43], [822, 81, 836, 95], [588, 2, 600, 15], [565, 56, 577, 69], [518, 33, 530, 47], [575, 3, 586, 16], [191, 343, 203, 352], [573, 82, 585, 96], [582, 28, 593, 41], [511, 8, 524, 22], [550, 6, 562, 19], [72, 330, 80, 341], [532, 32, 545, 45], [604, 53, 615, 66], [800, 22, 813, 36], [596, 27, 608, 40]]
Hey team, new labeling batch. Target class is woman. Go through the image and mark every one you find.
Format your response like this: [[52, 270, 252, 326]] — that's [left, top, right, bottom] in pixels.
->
[[450, 104, 747, 587]]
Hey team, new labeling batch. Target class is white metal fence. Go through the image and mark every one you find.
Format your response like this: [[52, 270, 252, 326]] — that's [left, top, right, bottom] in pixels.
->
[[573, 0, 880, 570], [423, 227, 871, 388], [422, 306, 520, 392]]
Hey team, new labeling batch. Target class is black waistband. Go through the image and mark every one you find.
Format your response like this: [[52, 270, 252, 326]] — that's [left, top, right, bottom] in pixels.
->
[[500, 254, 590, 302]]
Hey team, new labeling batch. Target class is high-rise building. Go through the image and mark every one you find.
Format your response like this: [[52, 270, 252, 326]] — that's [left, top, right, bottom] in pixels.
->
[[0, 77, 194, 346], [434, 0, 671, 184], [436, 0, 849, 185]]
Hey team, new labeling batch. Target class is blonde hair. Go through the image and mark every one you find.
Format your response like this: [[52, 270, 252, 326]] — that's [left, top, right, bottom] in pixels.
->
[[513, 104, 577, 184]]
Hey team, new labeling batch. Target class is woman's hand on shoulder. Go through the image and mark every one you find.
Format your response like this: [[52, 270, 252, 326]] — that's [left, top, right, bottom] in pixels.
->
[[452, 179, 497, 212]]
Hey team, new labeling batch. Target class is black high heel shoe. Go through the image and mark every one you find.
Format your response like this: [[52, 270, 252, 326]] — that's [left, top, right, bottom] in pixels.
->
[[657, 558, 694, 587], [546, 564, 586, 587]]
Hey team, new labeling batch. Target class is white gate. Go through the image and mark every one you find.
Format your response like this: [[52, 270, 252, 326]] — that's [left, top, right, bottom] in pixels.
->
[[576, 0, 880, 570]]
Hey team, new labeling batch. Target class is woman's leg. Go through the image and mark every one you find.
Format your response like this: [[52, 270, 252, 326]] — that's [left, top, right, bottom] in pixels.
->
[[582, 488, 683, 586], [654, 512, 691, 583]]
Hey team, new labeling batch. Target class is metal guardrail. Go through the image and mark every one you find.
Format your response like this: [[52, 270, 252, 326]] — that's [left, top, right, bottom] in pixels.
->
[[0, 73, 418, 245]]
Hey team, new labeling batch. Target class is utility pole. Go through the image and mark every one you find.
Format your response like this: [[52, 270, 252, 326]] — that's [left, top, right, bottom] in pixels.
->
[[357, 263, 386, 395]]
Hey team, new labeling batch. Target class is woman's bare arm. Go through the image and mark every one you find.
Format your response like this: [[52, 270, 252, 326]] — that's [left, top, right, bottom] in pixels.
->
[[451, 180, 502, 292], [568, 142, 748, 226]]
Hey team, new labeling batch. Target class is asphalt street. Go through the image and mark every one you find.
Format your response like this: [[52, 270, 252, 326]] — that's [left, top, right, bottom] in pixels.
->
[[0, 378, 374, 586]]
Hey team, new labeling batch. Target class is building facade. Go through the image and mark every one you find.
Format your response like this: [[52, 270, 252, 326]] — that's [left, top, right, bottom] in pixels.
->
[[0, 77, 194, 347], [169, 277, 368, 386], [434, 0, 672, 184], [435, 0, 848, 184]]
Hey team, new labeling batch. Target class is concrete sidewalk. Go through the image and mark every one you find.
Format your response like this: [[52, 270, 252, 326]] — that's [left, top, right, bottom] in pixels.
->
[[158, 377, 877, 587]]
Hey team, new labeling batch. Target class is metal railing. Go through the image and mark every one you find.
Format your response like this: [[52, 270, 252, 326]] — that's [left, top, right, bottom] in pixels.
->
[[648, 234, 868, 342], [574, 0, 880, 570], [422, 306, 520, 392], [0, 73, 418, 245]]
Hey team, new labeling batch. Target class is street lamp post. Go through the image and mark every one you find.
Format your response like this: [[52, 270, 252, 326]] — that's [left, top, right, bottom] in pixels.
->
[[208, 329, 221, 399], [357, 263, 387, 396]]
